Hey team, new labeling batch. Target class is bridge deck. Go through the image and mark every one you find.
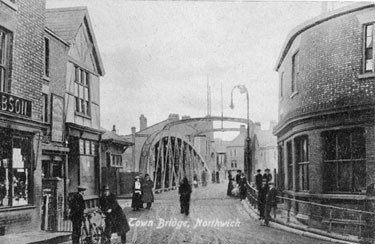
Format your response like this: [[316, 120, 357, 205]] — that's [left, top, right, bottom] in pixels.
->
[[121, 182, 331, 244]]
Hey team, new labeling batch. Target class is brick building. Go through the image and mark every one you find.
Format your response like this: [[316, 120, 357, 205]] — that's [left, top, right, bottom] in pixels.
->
[[274, 2, 375, 215], [0, 0, 46, 235]]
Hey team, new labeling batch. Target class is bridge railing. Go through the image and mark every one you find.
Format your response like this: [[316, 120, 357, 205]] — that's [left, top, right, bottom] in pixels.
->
[[245, 182, 375, 243]]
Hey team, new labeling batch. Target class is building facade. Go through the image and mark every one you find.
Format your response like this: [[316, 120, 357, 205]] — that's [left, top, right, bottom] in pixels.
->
[[45, 7, 105, 201], [274, 3, 375, 213], [0, 0, 46, 235]]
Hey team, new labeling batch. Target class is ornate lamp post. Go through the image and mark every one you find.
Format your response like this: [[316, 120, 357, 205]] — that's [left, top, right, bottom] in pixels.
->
[[230, 85, 252, 181]]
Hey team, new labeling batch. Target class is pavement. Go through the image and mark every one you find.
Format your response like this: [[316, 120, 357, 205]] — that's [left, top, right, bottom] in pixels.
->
[[0, 182, 360, 244]]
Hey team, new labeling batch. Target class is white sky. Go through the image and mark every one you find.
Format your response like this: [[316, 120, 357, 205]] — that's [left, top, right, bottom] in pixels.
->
[[46, 0, 357, 139]]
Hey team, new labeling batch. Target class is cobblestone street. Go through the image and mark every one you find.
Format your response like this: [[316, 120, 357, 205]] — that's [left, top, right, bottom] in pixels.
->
[[120, 182, 331, 244]]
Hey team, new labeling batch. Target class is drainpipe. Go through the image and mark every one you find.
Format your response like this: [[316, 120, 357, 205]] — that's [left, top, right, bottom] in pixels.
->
[[131, 127, 136, 172]]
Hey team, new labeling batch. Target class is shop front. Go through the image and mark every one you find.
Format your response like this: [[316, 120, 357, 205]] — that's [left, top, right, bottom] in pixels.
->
[[0, 118, 44, 235], [66, 123, 102, 204]]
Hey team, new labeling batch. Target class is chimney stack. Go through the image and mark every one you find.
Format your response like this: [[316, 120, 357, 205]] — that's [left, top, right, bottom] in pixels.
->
[[112, 125, 116, 133], [140, 114, 147, 131]]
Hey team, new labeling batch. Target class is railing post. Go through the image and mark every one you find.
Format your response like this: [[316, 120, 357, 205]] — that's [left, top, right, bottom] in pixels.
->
[[287, 199, 291, 223], [359, 213, 362, 239], [328, 207, 333, 233]]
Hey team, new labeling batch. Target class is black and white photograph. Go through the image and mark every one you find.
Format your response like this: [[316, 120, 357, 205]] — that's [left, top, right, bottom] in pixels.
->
[[0, 0, 375, 243]]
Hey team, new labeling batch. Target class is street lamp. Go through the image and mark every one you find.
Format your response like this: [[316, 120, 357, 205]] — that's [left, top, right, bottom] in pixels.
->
[[230, 85, 252, 181]]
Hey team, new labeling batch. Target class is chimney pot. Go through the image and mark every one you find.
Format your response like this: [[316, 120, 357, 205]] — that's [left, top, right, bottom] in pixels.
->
[[112, 125, 116, 132]]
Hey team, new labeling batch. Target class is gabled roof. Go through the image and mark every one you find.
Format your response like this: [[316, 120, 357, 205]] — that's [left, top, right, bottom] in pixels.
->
[[45, 7, 105, 76]]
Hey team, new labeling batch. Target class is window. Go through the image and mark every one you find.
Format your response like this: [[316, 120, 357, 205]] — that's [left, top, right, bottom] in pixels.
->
[[0, 131, 32, 207], [41, 93, 48, 123], [278, 143, 285, 190], [231, 160, 236, 168], [111, 155, 122, 167], [0, 28, 12, 93], [78, 139, 97, 156], [44, 37, 49, 77], [291, 52, 299, 94], [287, 141, 293, 190], [74, 66, 90, 116], [365, 24, 374, 73], [280, 72, 284, 98], [295, 136, 309, 191], [322, 128, 366, 193]]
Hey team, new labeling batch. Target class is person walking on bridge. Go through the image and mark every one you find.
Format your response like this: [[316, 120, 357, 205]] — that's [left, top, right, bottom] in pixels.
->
[[239, 173, 247, 201], [179, 177, 192, 216]]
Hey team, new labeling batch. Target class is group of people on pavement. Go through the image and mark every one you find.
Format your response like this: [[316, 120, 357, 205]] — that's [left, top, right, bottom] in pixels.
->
[[227, 170, 248, 200], [69, 185, 130, 244], [131, 173, 154, 211], [68, 173, 194, 244], [255, 168, 278, 226]]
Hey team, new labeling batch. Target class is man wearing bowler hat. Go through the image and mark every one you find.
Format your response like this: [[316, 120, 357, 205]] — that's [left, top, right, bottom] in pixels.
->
[[69, 185, 86, 244], [263, 168, 272, 184]]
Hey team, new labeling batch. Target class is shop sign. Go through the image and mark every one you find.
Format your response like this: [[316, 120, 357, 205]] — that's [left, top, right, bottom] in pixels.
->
[[0, 92, 32, 117]]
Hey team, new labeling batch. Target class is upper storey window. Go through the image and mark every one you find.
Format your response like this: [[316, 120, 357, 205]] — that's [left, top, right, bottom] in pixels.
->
[[291, 52, 299, 94], [0, 28, 12, 93], [74, 66, 90, 116], [365, 24, 374, 73]]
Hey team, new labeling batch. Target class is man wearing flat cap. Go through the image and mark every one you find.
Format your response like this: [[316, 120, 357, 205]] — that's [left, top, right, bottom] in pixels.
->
[[69, 185, 86, 244]]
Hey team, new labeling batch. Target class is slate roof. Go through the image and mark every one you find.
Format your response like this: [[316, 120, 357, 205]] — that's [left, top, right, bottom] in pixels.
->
[[45, 7, 105, 75]]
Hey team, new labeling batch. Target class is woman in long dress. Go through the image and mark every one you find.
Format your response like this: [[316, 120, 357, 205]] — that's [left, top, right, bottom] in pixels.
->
[[131, 176, 142, 211]]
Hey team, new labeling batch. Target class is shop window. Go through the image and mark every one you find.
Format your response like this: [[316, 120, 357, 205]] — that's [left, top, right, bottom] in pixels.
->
[[0, 132, 32, 207], [278, 143, 285, 190], [295, 135, 309, 191], [0, 28, 12, 93], [74, 66, 90, 116], [322, 128, 366, 193], [365, 23, 374, 73], [287, 141, 293, 190], [78, 139, 97, 156]]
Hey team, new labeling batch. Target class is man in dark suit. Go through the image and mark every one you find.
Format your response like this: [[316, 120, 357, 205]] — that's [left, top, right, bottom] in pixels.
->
[[255, 169, 263, 190], [69, 185, 86, 244], [235, 170, 241, 185], [263, 168, 272, 184], [265, 182, 278, 226]]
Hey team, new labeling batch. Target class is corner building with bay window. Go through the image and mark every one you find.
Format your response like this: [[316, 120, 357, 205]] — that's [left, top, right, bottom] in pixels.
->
[[274, 3, 375, 216]]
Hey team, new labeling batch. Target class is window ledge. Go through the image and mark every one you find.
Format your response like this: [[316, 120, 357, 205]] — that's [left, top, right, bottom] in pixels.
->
[[1, 0, 17, 11], [75, 111, 91, 119], [290, 91, 298, 99], [42, 75, 51, 82], [0, 205, 35, 213], [358, 72, 375, 80]]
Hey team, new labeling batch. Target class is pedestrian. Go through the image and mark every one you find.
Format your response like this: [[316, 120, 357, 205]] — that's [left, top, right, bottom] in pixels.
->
[[255, 169, 263, 190], [69, 185, 86, 244], [179, 177, 192, 216], [235, 170, 241, 185], [99, 186, 130, 244], [263, 168, 272, 184], [264, 182, 278, 226], [239, 173, 247, 201], [257, 178, 269, 221], [141, 174, 154, 209], [131, 176, 142, 211], [227, 172, 234, 196]]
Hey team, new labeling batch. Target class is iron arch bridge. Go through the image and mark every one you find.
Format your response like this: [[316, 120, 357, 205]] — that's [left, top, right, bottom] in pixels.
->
[[139, 116, 255, 191], [140, 130, 208, 191]]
